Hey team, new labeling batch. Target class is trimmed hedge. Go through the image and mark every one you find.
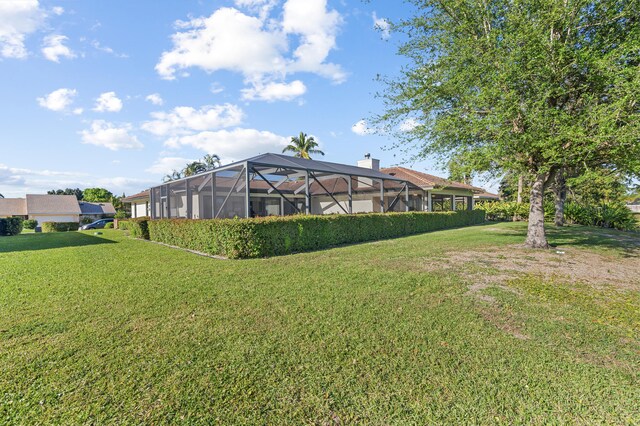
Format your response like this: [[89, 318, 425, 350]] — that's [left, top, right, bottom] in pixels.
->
[[23, 219, 38, 230], [144, 210, 485, 259], [120, 217, 150, 239], [42, 222, 79, 232], [0, 217, 24, 236]]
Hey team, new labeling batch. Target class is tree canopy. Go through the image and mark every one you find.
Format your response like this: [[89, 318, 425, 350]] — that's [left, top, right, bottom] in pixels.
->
[[82, 188, 114, 203], [163, 154, 221, 182], [377, 0, 640, 247], [47, 188, 83, 200]]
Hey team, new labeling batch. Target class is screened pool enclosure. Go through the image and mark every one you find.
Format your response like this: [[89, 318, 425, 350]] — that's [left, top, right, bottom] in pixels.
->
[[149, 153, 420, 219]]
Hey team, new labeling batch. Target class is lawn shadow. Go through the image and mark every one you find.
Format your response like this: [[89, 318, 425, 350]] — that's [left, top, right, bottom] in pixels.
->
[[0, 232, 117, 253], [491, 222, 640, 258]]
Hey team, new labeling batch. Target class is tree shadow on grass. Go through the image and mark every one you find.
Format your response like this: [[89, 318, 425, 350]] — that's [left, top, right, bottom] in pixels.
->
[[0, 232, 117, 253], [493, 222, 640, 258]]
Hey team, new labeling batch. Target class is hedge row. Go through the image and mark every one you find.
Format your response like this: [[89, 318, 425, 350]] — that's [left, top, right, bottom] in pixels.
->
[[119, 217, 150, 239], [126, 211, 485, 259], [42, 222, 79, 232], [0, 218, 24, 236]]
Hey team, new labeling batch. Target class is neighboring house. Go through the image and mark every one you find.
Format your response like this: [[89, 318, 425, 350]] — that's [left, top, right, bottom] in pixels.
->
[[79, 201, 116, 221], [0, 195, 114, 226], [121, 190, 150, 218], [139, 153, 488, 220], [26, 195, 81, 225], [379, 163, 482, 212], [474, 191, 500, 203], [0, 198, 28, 219]]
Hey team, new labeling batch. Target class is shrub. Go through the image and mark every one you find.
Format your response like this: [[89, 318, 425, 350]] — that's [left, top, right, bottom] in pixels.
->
[[565, 202, 637, 231], [23, 219, 38, 230], [123, 217, 149, 239], [81, 217, 94, 225], [42, 222, 79, 232], [478, 200, 637, 231], [104, 222, 114, 229], [146, 210, 486, 259], [475, 201, 529, 221], [0, 217, 24, 236], [114, 210, 128, 219]]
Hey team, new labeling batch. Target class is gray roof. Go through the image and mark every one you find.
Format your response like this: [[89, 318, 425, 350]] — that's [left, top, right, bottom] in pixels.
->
[[0, 198, 27, 216], [26, 194, 81, 215], [245, 153, 404, 181], [79, 201, 116, 215], [156, 153, 406, 187]]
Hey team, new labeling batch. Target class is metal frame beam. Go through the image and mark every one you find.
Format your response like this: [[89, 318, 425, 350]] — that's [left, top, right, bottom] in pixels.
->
[[214, 166, 246, 219], [388, 183, 408, 212], [310, 171, 349, 215], [252, 167, 302, 214]]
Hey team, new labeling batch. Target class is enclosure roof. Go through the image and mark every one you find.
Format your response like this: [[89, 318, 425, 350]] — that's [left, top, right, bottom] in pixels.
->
[[245, 153, 406, 181], [150, 153, 407, 189]]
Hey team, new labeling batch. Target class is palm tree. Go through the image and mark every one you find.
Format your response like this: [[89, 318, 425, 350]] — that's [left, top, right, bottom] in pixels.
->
[[182, 161, 207, 177], [203, 154, 221, 170], [163, 169, 183, 182], [282, 132, 325, 159]]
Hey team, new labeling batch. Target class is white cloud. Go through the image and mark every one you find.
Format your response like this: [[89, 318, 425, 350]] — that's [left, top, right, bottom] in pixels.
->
[[0, 0, 46, 58], [210, 82, 224, 94], [52, 6, 64, 16], [156, 8, 286, 80], [41, 34, 75, 62], [165, 128, 288, 162], [93, 91, 123, 112], [372, 12, 391, 40], [351, 119, 374, 136], [281, 0, 344, 80], [37, 88, 77, 112], [91, 40, 128, 58], [72, 107, 83, 115], [145, 156, 194, 174], [142, 104, 244, 137], [241, 80, 306, 102], [80, 120, 142, 151], [234, 0, 278, 20], [145, 93, 164, 106], [0, 162, 155, 198], [156, 0, 345, 101]]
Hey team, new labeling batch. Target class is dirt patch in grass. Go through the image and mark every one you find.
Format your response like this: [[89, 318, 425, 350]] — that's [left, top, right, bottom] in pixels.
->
[[422, 245, 640, 291]]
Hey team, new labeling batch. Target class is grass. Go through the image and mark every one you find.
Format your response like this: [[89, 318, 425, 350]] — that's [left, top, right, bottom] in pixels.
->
[[1, 222, 638, 424]]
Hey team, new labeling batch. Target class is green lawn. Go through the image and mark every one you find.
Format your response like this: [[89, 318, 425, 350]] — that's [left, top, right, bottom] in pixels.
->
[[1, 223, 638, 424]]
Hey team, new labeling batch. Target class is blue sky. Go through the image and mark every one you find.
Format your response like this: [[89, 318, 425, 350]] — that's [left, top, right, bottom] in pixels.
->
[[0, 0, 497, 198]]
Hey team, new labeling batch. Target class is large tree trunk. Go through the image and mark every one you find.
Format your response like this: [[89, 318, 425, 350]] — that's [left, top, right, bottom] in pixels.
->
[[553, 170, 566, 227], [524, 173, 549, 249]]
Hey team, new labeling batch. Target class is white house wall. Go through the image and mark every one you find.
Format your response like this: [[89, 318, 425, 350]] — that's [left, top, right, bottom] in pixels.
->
[[131, 202, 148, 218], [29, 214, 79, 224]]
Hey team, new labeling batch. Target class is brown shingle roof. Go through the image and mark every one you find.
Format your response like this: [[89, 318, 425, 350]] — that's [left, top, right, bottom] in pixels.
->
[[475, 191, 500, 200], [122, 190, 150, 203], [0, 198, 27, 216], [380, 167, 483, 192], [26, 194, 81, 215]]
